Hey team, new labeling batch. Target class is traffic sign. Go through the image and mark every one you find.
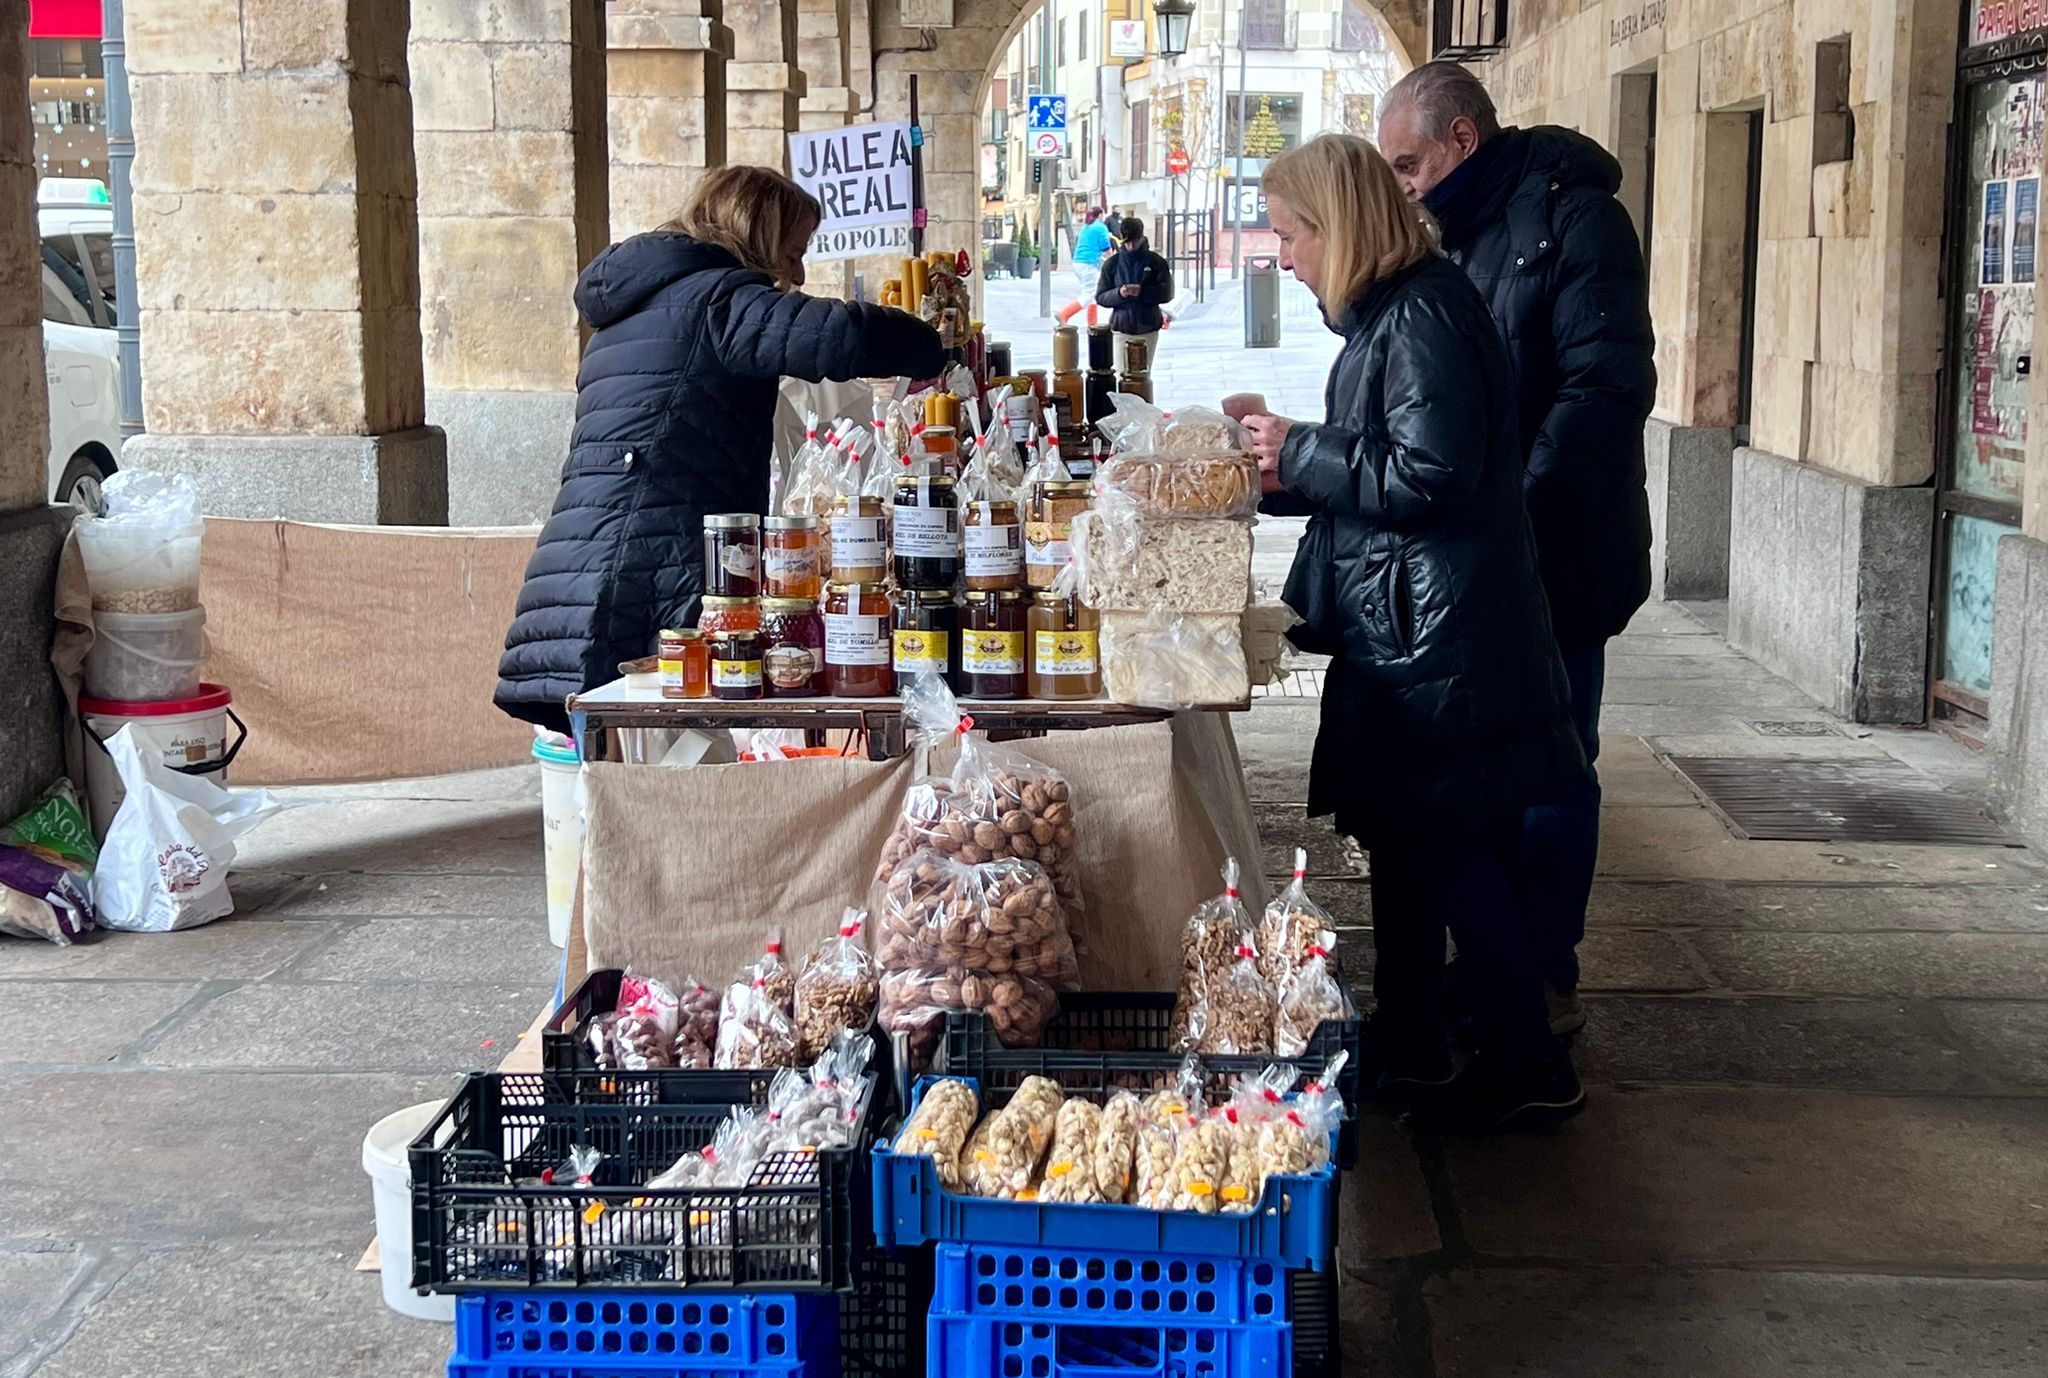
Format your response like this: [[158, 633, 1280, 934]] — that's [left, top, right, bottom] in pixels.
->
[[1166, 146, 1191, 175], [1027, 94, 1068, 159]]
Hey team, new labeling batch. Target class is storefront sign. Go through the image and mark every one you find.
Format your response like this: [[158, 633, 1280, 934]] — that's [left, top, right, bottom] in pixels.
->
[[1223, 179, 1269, 230], [788, 120, 916, 261], [1972, 0, 2048, 45], [1109, 20, 1147, 57]]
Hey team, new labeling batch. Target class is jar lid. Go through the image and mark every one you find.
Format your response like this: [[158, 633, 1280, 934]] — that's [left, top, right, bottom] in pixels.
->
[[704, 513, 761, 530], [962, 588, 1027, 603], [827, 582, 888, 597], [898, 587, 955, 605], [701, 596, 759, 609], [965, 497, 1019, 513], [657, 627, 702, 641], [760, 596, 818, 613], [1032, 590, 1085, 604], [711, 629, 760, 648], [1038, 480, 1093, 497], [895, 473, 957, 490], [764, 514, 818, 530]]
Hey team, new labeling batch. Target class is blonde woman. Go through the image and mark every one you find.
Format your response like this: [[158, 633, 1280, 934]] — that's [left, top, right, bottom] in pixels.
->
[[497, 166, 942, 729], [1233, 134, 1589, 1134]]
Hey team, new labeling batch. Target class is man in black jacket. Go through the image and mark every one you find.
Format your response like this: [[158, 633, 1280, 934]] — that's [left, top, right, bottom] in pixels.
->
[[1378, 63, 1656, 1032], [1095, 215, 1174, 368]]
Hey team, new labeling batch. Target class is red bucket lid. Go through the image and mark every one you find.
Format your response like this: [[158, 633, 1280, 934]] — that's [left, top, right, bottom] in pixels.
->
[[79, 683, 232, 717]]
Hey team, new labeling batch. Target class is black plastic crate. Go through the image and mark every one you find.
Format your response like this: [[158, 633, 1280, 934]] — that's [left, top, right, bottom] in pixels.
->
[[841, 1234, 932, 1378], [409, 1071, 877, 1294], [545, 969, 901, 1117], [936, 988, 1364, 1168], [1291, 1265, 1342, 1378]]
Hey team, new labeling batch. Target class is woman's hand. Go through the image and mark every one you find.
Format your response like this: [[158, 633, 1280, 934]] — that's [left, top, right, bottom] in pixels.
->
[[1243, 413, 1293, 495]]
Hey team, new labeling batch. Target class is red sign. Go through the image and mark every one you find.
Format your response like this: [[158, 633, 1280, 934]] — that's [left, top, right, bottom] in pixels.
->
[[30, 0, 103, 39], [1973, 0, 2048, 44], [1165, 147, 1191, 176]]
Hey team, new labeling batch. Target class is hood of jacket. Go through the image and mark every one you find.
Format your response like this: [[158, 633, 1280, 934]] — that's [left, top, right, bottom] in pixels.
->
[[1425, 126, 1624, 251], [573, 232, 750, 328]]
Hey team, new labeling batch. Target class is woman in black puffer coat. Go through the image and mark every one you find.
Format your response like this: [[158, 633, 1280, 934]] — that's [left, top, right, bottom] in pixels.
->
[[495, 166, 943, 731], [1236, 135, 1588, 1134]]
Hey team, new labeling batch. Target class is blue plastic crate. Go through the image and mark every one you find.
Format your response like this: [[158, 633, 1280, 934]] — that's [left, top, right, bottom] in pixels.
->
[[448, 1291, 835, 1377], [934, 1243, 1290, 1326], [927, 1312, 1290, 1378], [873, 1078, 1339, 1270]]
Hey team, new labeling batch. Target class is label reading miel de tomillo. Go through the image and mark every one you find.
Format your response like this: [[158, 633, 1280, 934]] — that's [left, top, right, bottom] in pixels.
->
[[824, 612, 890, 666]]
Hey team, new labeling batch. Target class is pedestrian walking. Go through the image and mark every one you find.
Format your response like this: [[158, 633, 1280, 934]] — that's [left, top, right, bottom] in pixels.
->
[[1072, 206, 1113, 295], [1378, 63, 1657, 1037], [493, 165, 943, 733], [1235, 133, 1589, 1133], [1095, 215, 1173, 371]]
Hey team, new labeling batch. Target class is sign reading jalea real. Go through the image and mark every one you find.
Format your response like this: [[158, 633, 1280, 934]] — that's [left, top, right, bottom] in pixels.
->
[[789, 121, 916, 261]]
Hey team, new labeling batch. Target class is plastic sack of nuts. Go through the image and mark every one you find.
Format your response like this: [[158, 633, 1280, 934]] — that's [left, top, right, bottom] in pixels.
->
[[1134, 1057, 1205, 1208], [672, 978, 720, 1068], [593, 971, 681, 1071], [1231, 1064, 1313, 1197], [1257, 849, 1335, 988], [796, 908, 880, 1055], [892, 1078, 979, 1192], [962, 1075, 1063, 1199], [753, 928, 798, 1018], [1212, 1104, 1263, 1214], [876, 674, 1084, 917], [875, 848, 1078, 1070], [1169, 859, 1256, 1051], [1195, 939, 1276, 1056], [1274, 931, 1345, 1058], [1166, 1111, 1237, 1215], [1092, 1090, 1144, 1204], [1036, 1096, 1107, 1204], [714, 972, 802, 1070]]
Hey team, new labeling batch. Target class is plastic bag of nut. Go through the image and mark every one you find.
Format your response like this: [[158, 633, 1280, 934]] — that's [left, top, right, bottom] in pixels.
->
[[891, 1077, 979, 1191], [961, 1074, 1063, 1199], [753, 928, 798, 1018], [1133, 1057, 1205, 1208], [875, 674, 1084, 919], [795, 908, 880, 1056], [874, 848, 1080, 1070], [1036, 1096, 1107, 1204], [1194, 938, 1277, 1056], [588, 970, 680, 1071], [1091, 1090, 1144, 1204], [1168, 858, 1256, 1051], [714, 972, 803, 1069], [672, 978, 720, 1068], [1274, 930, 1345, 1058], [1257, 848, 1335, 989]]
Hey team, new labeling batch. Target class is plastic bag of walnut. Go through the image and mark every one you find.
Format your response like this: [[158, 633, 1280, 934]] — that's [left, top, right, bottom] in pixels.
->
[[1169, 858, 1255, 1051], [875, 674, 1084, 918], [874, 849, 1079, 1071], [1257, 848, 1335, 989], [714, 972, 802, 1070], [1274, 931, 1345, 1058], [796, 908, 880, 1056]]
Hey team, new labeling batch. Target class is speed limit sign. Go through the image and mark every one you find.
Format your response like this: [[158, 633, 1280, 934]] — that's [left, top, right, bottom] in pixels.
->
[[1033, 130, 1067, 158]]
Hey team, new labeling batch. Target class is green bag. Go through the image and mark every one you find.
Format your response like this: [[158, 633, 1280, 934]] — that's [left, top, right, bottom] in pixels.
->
[[0, 779, 98, 875]]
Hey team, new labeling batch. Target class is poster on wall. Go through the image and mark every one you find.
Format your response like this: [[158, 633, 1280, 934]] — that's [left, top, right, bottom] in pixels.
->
[[788, 121, 916, 260], [1983, 179, 2010, 285], [2016, 177, 2039, 283]]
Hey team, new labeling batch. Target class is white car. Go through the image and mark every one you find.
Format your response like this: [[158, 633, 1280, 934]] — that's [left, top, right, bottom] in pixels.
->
[[38, 178, 122, 502]]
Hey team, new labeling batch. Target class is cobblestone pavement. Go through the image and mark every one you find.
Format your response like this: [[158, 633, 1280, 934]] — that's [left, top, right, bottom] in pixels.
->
[[5, 564, 2048, 1372]]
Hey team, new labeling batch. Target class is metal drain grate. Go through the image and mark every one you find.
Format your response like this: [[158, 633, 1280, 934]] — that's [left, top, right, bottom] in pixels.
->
[[1667, 756, 2018, 845], [1749, 720, 1837, 738]]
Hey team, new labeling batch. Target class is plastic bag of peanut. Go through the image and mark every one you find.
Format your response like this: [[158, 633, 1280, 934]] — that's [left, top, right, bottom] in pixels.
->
[[1274, 930, 1345, 1057], [1037, 1097, 1107, 1203], [1168, 858, 1255, 1051], [1092, 1091, 1144, 1204], [795, 907, 880, 1056], [892, 1077, 979, 1192], [875, 674, 1084, 917], [1257, 848, 1336, 988], [961, 1075, 1063, 1198]]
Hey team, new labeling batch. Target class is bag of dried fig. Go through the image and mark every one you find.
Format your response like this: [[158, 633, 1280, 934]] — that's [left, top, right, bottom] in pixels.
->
[[795, 907, 880, 1055], [1257, 847, 1335, 988], [1169, 858, 1255, 1051], [875, 674, 1084, 918]]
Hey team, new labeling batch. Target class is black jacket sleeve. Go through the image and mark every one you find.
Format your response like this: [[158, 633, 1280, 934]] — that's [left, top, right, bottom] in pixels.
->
[[1141, 252, 1174, 305], [707, 283, 944, 382], [1095, 256, 1124, 310], [1278, 299, 1492, 530]]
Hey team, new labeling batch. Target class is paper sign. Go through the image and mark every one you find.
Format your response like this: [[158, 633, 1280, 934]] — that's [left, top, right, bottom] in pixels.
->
[[788, 121, 915, 261]]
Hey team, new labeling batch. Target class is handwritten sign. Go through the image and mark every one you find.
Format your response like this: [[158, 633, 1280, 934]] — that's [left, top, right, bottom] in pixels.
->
[[788, 121, 915, 260]]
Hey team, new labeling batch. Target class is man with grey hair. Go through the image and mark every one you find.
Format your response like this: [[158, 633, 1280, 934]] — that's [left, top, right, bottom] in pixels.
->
[[1379, 62, 1656, 1093]]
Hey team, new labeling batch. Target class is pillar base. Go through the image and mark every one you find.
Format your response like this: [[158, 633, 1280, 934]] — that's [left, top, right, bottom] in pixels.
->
[[1992, 532, 2048, 846], [1645, 418, 1733, 600], [0, 505, 73, 821], [121, 428, 449, 525], [427, 389, 577, 526], [1727, 446, 1932, 723]]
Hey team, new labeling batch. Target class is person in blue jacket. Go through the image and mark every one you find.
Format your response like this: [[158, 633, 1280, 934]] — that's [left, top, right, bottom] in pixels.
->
[[1071, 206, 1113, 293], [494, 165, 943, 732]]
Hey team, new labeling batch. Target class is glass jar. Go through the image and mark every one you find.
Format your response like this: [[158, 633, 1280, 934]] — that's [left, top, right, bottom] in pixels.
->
[[763, 515, 821, 600], [1028, 592, 1101, 700], [893, 474, 962, 588], [893, 589, 958, 686], [697, 596, 761, 637], [823, 583, 892, 697], [959, 591, 1028, 699], [760, 596, 824, 697], [827, 495, 889, 584], [1051, 370, 1084, 426], [1119, 371, 1155, 403], [920, 425, 959, 473], [1051, 325, 1080, 373], [707, 630, 764, 700], [1026, 480, 1092, 590], [703, 514, 762, 597], [657, 627, 708, 699], [963, 499, 1024, 592]]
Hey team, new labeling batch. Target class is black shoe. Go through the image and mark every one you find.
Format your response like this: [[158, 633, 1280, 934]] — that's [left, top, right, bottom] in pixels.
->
[[1407, 1049, 1585, 1135], [1363, 1014, 1457, 1102]]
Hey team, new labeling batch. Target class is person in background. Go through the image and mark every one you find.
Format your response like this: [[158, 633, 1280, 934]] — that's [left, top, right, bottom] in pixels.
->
[[1233, 133, 1589, 1134], [1377, 62, 1656, 1039], [494, 165, 943, 733], [1095, 215, 1173, 370], [1072, 206, 1113, 294]]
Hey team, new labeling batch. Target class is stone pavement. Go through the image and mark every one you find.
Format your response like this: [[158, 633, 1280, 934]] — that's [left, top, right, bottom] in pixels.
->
[[5, 594, 2048, 1375]]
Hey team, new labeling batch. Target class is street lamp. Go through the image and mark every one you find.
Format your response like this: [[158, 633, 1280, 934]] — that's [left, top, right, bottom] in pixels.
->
[[1154, 0, 1195, 59]]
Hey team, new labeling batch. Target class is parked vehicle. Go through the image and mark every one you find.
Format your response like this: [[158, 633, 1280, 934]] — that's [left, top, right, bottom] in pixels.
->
[[38, 177, 122, 502]]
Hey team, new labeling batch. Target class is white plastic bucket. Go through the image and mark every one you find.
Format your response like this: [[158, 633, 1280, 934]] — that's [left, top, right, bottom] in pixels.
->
[[361, 1101, 455, 1322], [534, 737, 582, 948], [80, 684, 238, 841], [85, 606, 207, 701]]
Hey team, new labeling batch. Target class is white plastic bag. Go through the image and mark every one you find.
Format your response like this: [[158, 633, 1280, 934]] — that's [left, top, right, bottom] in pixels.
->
[[93, 725, 281, 932]]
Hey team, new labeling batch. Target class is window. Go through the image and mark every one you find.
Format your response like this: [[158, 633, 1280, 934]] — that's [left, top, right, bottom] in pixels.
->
[[1058, 17, 1069, 66], [1130, 100, 1151, 177], [1814, 36, 1854, 164], [1243, 0, 1290, 49], [1079, 114, 1092, 173], [41, 251, 93, 328], [1342, 93, 1376, 139], [1079, 11, 1090, 61], [1223, 92, 1302, 161], [45, 233, 112, 327], [1334, 1, 1381, 51]]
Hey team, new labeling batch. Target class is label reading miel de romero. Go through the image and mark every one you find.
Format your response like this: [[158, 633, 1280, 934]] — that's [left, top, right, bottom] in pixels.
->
[[824, 612, 889, 665], [961, 630, 1024, 675], [1034, 629, 1099, 676], [830, 517, 886, 568], [964, 522, 1024, 576], [892, 504, 960, 556]]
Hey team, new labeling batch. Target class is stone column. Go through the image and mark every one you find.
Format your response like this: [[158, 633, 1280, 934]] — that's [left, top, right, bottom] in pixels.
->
[[411, 0, 610, 526], [121, 0, 447, 524], [796, 0, 858, 297], [0, 7, 68, 819], [609, 1, 733, 238], [727, 0, 806, 169]]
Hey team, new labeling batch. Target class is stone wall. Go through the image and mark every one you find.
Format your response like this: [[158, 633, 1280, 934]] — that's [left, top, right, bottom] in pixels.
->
[[609, 1, 731, 238]]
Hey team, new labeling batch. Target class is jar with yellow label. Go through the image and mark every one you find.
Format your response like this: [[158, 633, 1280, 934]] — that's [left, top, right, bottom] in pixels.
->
[[657, 628, 707, 699], [959, 590, 1027, 699], [892, 589, 958, 687], [1026, 480, 1092, 590], [1028, 591, 1101, 700], [707, 630, 764, 700]]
